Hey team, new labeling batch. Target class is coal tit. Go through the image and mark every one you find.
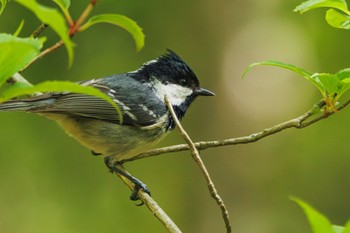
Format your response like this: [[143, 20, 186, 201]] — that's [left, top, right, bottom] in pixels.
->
[[0, 50, 214, 199]]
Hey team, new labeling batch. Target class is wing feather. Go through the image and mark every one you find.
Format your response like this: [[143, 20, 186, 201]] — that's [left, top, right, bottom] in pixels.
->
[[29, 76, 167, 126]]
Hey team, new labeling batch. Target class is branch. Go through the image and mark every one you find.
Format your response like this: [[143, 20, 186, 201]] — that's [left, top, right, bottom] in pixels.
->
[[20, 41, 64, 73], [113, 164, 182, 233], [19, 0, 99, 73], [164, 96, 232, 233], [124, 99, 350, 163], [31, 23, 48, 38], [69, 0, 98, 36]]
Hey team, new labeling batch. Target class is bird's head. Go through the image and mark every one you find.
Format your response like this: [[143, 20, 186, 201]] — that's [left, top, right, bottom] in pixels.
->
[[137, 50, 214, 112]]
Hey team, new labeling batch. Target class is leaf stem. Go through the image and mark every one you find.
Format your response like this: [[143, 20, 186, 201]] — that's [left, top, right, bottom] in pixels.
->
[[64, 11, 74, 27], [69, 0, 98, 37]]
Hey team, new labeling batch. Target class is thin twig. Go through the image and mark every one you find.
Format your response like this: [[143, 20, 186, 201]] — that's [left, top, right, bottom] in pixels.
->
[[31, 24, 48, 38], [19, 0, 100, 73], [20, 41, 64, 73], [113, 164, 182, 233], [164, 95, 232, 233], [69, 0, 98, 36], [124, 99, 348, 163]]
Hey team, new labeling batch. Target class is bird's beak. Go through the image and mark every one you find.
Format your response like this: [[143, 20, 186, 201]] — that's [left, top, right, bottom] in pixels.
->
[[195, 87, 215, 96]]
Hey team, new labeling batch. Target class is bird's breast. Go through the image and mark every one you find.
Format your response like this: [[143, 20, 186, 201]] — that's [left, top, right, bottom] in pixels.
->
[[50, 114, 169, 161]]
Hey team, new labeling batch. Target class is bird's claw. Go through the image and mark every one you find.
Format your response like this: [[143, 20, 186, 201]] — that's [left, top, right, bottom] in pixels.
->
[[103, 157, 151, 205], [130, 182, 151, 205]]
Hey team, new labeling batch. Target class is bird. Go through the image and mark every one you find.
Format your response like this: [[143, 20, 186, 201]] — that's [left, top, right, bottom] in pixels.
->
[[0, 50, 215, 200]]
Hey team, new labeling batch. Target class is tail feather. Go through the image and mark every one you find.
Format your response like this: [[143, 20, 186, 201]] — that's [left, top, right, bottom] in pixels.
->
[[0, 96, 57, 112], [0, 100, 35, 112]]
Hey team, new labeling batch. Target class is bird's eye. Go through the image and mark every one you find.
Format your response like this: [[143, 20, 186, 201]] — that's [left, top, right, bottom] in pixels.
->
[[179, 78, 189, 86]]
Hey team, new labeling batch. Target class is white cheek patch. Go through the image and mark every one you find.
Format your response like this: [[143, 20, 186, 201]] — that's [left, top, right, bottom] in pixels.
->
[[153, 80, 193, 106]]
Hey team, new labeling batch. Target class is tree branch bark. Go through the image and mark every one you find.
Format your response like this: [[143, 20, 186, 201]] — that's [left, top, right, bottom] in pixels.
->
[[114, 164, 182, 233], [124, 99, 350, 163], [164, 95, 231, 233]]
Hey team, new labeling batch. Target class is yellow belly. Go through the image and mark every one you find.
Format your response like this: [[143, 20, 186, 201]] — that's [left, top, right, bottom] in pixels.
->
[[41, 113, 167, 161]]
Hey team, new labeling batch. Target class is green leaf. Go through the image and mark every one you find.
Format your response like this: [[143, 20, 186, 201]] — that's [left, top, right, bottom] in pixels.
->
[[290, 197, 334, 233], [52, 0, 70, 11], [335, 69, 350, 97], [15, 0, 74, 66], [311, 73, 339, 96], [14, 20, 25, 36], [242, 60, 323, 92], [333, 221, 350, 233], [294, 0, 350, 15], [333, 225, 345, 233], [242, 60, 329, 96], [343, 220, 350, 233], [79, 14, 145, 51], [326, 9, 350, 29], [243, 60, 350, 111], [0, 34, 44, 88], [2, 73, 34, 98], [0, 81, 123, 122], [336, 68, 350, 80], [52, 0, 71, 21], [242, 60, 313, 79], [0, 0, 8, 15]]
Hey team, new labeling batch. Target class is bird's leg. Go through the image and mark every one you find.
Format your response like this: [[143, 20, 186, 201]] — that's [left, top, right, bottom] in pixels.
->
[[104, 157, 151, 202]]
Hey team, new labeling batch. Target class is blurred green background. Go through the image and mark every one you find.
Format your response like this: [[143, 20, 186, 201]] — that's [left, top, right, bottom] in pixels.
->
[[0, 0, 350, 232]]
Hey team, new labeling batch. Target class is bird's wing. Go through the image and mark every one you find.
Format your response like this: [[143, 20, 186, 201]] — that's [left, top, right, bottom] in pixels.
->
[[30, 79, 166, 126]]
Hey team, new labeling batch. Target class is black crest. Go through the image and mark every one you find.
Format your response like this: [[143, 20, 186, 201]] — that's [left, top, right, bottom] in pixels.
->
[[137, 50, 200, 87]]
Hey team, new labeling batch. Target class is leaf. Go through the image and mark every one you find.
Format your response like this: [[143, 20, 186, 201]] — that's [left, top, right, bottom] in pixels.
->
[[333, 225, 345, 233], [11, 73, 34, 88], [326, 9, 350, 29], [336, 68, 350, 80], [0, 34, 44, 88], [340, 77, 350, 83], [79, 14, 145, 51], [243, 60, 350, 111], [15, 0, 74, 66], [242, 60, 323, 91], [294, 0, 350, 15], [52, 0, 71, 21], [0, 0, 8, 15], [335, 69, 350, 96], [242, 60, 350, 108], [242, 60, 313, 79], [343, 220, 350, 233], [291, 197, 334, 233], [52, 0, 70, 11], [0, 81, 123, 122], [311, 73, 339, 96], [14, 20, 25, 36]]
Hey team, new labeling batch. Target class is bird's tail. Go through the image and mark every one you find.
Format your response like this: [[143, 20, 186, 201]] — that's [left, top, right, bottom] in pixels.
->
[[0, 100, 36, 112], [0, 97, 56, 112]]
